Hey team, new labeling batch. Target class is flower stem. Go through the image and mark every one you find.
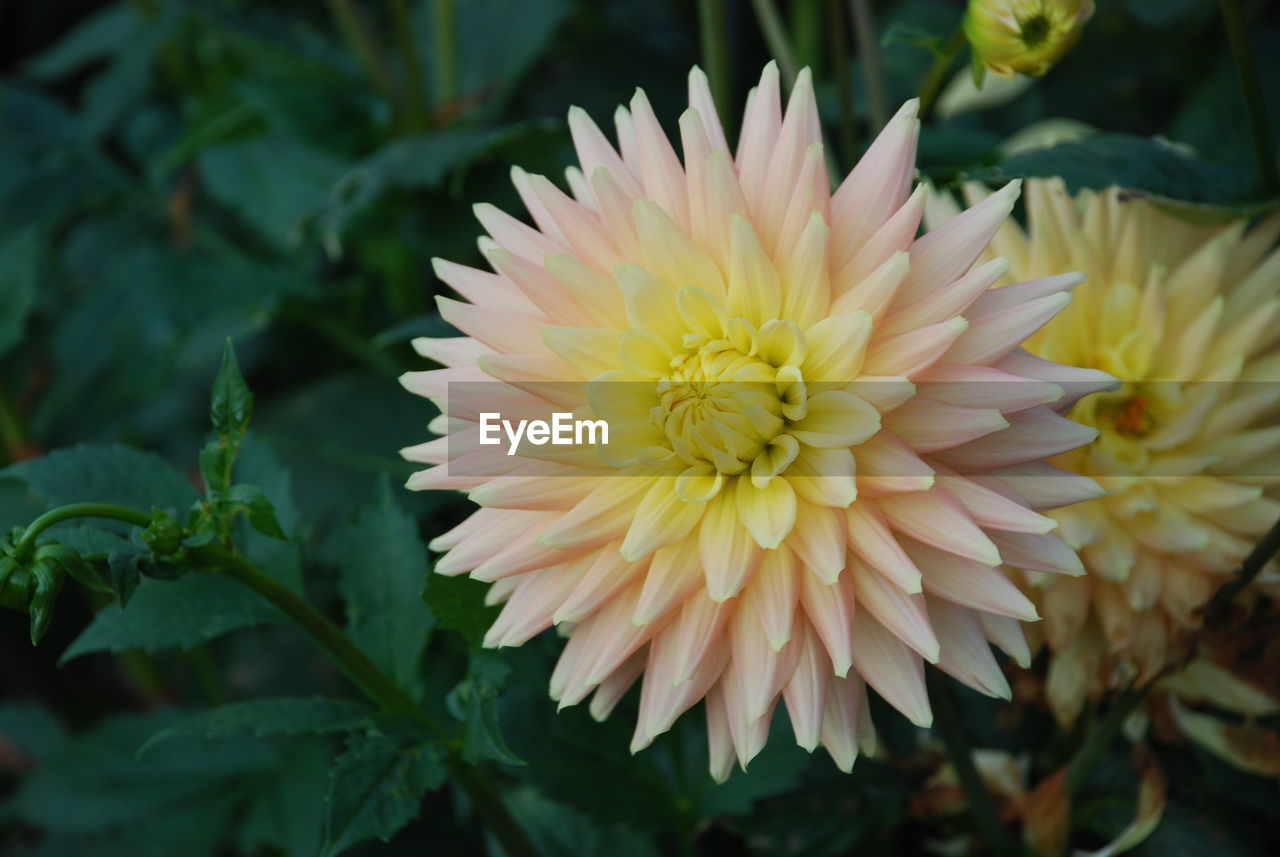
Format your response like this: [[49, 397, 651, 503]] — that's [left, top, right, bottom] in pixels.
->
[[9, 503, 538, 857], [196, 544, 538, 857], [1202, 512, 1280, 621], [391, 0, 430, 131], [1065, 685, 1147, 792], [15, 503, 153, 559], [325, 0, 399, 121], [926, 670, 1019, 857], [432, 0, 458, 110], [697, 0, 732, 127], [750, 0, 799, 89], [1219, 0, 1279, 194], [849, 0, 889, 132], [827, 0, 857, 167], [917, 27, 966, 121], [197, 544, 425, 720]]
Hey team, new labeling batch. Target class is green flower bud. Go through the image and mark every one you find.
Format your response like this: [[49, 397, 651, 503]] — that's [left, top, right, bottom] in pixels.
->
[[965, 0, 1094, 78]]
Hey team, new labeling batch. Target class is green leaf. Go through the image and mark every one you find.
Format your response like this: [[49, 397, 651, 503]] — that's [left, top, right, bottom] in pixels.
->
[[237, 739, 330, 857], [106, 551, 142, 607], [973, 133, 1263, 206], [232, 433, 304, 592], [322, 731, 447, 857], [0, 228, 38, 358], [451, 651, 523, 766], [337, 478, 434, 696], [138, 697, 374, 757], [228, 483, 286, 540], [25, 5, 144, 80], [423, 572, 499, 652], [254, 374, 440, 533], [61, 574, 281, 662], [502, 788, 662, 857], [210, 339, 254, 445], [9, 709, 274, 835], [0, 700, 67, 764], [197, 135, 347, 246], [318, 130, 490, 235], [5, 444, 197, 514]]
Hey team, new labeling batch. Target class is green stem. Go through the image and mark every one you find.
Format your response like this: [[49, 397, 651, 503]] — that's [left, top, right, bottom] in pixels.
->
[[917, 27, 965, 121], [1219, 0, 1279, 194], [827, 0, 857, 167], [849, 0, 889, 132], [432, 0, 458, 110], [200, 546, 537, 857], [697, 0, 732, 132], [15, 504, 153, 559], [792, 0, 823, 73], [391, 0, 430, 131], [750, 0, 799, 89], [197, 544, 426, 721], [325, 0, 400, 120], [1065, 686, 1147, 792], [927, 671, 1019, 857]]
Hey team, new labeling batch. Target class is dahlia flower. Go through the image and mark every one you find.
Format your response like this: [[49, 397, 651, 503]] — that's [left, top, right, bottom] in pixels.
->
[[965, 0, 1094, 78], [402, 65, 1110, 779], [928, 179, 1280, 726]]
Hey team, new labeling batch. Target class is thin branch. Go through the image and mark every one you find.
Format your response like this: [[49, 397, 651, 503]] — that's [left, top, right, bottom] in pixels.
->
[[849, 0, 889, 132], [750, 0, 799, 89]]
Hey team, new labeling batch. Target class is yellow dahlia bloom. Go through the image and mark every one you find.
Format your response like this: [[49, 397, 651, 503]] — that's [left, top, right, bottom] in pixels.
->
[[929, 179, 1280, 726], [965, 0, 1094, 78], [402, 65, 1109, 779]]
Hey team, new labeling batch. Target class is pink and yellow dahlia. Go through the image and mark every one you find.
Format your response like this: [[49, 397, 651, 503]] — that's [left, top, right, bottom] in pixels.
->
[[929, 179, 1280, 726], [402, 65, 1111, 779]]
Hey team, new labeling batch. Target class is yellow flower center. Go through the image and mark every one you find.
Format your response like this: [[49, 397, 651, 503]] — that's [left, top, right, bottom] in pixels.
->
[[654, 335, 802, 477]]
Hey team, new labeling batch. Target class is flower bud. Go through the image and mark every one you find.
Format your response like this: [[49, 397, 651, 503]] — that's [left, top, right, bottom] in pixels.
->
[[965, 0, 1094, 78]]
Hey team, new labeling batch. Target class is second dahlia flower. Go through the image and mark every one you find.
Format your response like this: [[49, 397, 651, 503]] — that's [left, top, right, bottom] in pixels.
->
[[402, 65, 1109, 779], [929, 179, 1280, 726]]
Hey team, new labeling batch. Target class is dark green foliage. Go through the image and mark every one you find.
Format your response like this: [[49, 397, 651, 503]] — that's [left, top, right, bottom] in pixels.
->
[[0, 1, 1277, 856], [323, 730, 448, 857], [338, 478, 435, 696]]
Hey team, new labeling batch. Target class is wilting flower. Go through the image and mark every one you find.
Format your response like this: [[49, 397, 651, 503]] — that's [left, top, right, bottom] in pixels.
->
[[928, 179, 1280, 726], [402, 64, 1109, 779], [965, 0, 1095, 78]]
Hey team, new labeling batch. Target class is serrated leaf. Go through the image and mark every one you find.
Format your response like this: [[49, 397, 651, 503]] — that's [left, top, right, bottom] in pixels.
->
[[5, 444, 197, 514], [237, 739, 330, 857], [337, 478, 433, 696], [503, 789, 663, 857], [422, 572, 499, 652], [228, 483, 286, 540], [9, 709, 274, 835], [61, 574, 280, 662], [322, 731, 447, 857], [106, 551, 141, 607], [210, 339, 253, 442], [449, 650, 521, 766], [138, 697, 373, 757]]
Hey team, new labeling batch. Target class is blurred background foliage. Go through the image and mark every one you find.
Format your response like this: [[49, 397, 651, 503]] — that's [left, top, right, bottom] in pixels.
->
[[0, 0, 1277, 855]]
